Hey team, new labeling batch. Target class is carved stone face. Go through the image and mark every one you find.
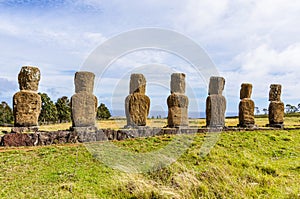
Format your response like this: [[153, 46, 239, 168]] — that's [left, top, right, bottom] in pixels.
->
[[129, 73, 146, 94], [240, 83, 252, 99], [170, 73, 186, 94], [18, 66, 40, 92], [74, 71, 95, 93], [208, 76, 225, 95], [269, 84, 282, 101]]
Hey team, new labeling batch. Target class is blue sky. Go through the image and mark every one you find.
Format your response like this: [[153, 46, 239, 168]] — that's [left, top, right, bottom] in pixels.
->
[[0, 0, 299, 117]]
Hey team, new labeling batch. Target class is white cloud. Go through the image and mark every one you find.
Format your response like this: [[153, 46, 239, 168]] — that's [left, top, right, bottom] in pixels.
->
[[1, 0, 300, 114]]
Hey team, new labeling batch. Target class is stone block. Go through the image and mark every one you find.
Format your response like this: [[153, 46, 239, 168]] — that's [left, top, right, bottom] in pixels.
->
[[268, 101, 284, 125], [240, 83, 252, 99], [206, 95, 226, 127], [208, 76, 225, 95], [71, 92, 97, 127], [125, 93, 150, 126], [129, 74, 146, 94], [167, 93, 189, 127], [18, 66, 40, 91], [269, 84, 282, 101], [238, 98, 255, 127], [74, 71, 95, 93], [170, 73, 186, 94], [13, 91, 41, 127]]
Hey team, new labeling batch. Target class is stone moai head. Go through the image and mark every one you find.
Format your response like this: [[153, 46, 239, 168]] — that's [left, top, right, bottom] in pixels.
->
[[18, 66, 40, 91], [74, 71, 95, 93], [240, 83, 252, 99], [269, 84, 282, 101], [170, 73, 186, 94], [129, 74, 146, 94], [208, 76, 225, 95]]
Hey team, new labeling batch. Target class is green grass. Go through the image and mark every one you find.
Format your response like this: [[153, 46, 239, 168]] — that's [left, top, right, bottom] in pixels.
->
[[1, 129, 300, 198]]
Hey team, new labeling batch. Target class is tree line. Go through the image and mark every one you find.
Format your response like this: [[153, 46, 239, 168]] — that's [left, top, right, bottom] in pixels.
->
[[0, 93, 111, 125]]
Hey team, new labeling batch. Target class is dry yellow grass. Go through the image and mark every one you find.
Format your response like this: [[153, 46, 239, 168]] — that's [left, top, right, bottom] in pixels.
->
[[0, 116, 299, 133]]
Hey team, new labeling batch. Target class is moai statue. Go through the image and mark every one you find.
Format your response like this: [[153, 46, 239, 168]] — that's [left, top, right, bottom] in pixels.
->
[[238, 83, 255, 127], [71, 71, 97, 128], [206, 76, 226, 128], [125, 74, 150, 127], [268, 84, 284, 128], [13, 66, 42, 128], [167, 73, 189, 127]]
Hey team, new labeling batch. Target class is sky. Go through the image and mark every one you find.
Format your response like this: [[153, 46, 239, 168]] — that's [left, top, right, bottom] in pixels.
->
[[0, 0, 299, 117]]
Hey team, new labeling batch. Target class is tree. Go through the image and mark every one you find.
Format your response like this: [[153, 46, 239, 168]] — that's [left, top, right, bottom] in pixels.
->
[[55, 96, 71, 123], [97, 103, 111, 120], [0, 101, 13, 125], [285, 104, 298, 113], [38, 93, 58, 124], [255, 107, 260, 115], [262, 108, 268, 115]]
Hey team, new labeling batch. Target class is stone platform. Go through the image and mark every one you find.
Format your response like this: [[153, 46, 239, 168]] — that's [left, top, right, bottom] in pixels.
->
[[0, 126, 295, 147]]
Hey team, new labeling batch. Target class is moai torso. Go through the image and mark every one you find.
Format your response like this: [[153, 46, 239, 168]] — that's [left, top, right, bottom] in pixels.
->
[[206, 76, 226, 127], [167, 73, 189, 127], [71, 72, 97, 127], [238, 83, 255, 127], [268, 84, 284, 127], [125, 74, 150, 127], [13, 66, 41, 127]]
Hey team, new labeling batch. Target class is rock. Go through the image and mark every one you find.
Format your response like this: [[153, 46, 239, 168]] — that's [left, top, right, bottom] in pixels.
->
[[268, 84, 284, 128], [206, 95, 226, 127], [239, 99, 255, 127], [71, 71, 97, 128], [18, 66, 40, 91], [170, 73, 186, 94], [269, 84, 282, 101], [71, 92, 97, 127], [208, 76, 225, 95], [240, 83, 252, 99], [129, 74, 146, 94], [74, 71, 95, 93], [13, 91, 41, 127], [13, 66, 42, 128], [206, 76, 226, 127], [167, 93, 189, 127], [11, 126, 39, 133], [125, 93, 150, 127], [2, 133, 36, 147], [238, 83, 255, 127], [268, 101, 284, 125]]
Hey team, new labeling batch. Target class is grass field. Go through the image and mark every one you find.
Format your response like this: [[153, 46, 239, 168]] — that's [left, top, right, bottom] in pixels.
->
[[0, 117, 300, 198]]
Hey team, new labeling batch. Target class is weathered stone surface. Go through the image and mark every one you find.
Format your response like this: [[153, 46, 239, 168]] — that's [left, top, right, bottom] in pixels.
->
[[13, 91, 41, 127], [238, 99, 255, 127], [18, 66, 40, 91], [170, 73, 186, 94], [37, 131, 77, 145], [240, 83, 252, 99], [11, 126, 39, 133], [125, 93, 150, 127], [74, 71, 95, 93], [269, 84, 282, 101], [208, 76, 225, 95], [268, 101, 284, 125], [2, 133, 36, 147], [71, 92, 97, 127], [129, 74, 146, 94], [268, 84, 284, 128], [206, 95, 226, 127], [167, 93, 189, 127], [238, 83, 255, 127]]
